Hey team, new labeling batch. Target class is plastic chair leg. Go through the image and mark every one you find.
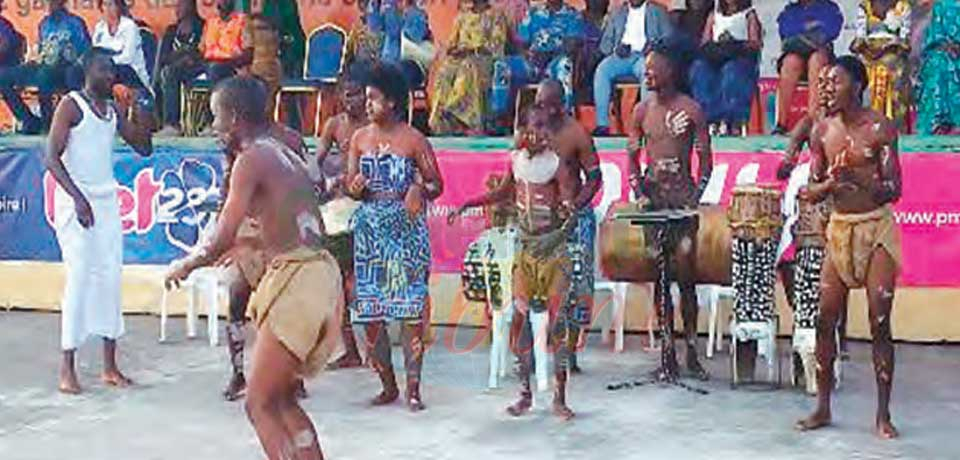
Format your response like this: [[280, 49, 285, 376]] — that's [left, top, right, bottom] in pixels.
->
[[187, 282, 198, 339], [159, 286, 168, 343], [529, 310, 550, 393]]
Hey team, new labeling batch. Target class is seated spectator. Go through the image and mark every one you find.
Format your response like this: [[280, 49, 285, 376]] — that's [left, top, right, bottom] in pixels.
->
[[199, 0, 251, 84], [774, 0, 843, 135], [0, 2, 25, 86], [490, 0, 584, 128], [396, 0, 435, 90], [245, 7, 283, 120], [156, 0, 204, 135], [0, 0, 89, 134], [428, 0, 510, 135], [345, 0, 386, 66], [263, 0, 305, 131], [672, 0, 715, 52], [688, 0, 762, 136], [852, 0, 912, 131], [93, 0, 153, 102], [592, 0, 675, 136], [918, 0, 960, 134], [574, 0, 609, 105]]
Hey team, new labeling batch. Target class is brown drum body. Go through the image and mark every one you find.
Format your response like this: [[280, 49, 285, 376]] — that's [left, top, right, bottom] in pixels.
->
[[795, 196, 832, 248], [599, 202, 732, 285], [728, 185, 783, 240]]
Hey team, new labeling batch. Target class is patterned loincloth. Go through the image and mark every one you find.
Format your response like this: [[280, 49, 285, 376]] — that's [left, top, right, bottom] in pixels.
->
[[247, 247, 344, 378], [515, 228, 571, 314], [826, 205, 902, 289]]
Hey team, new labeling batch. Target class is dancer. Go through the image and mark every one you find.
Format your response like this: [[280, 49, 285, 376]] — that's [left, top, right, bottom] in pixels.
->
[[166, 76, 342, 460], [450, 107, 579, 420], [220, 92, 310, 401], [345, 63, 443, 412], [316, 64, 369, 370], [532, 80, 601, 373], [46, 47, 153, 394], [795, 56, 902, 439], [626, 42, 712, 380]]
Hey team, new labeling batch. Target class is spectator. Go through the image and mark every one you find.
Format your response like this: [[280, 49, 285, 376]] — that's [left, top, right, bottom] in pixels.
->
[[918, 0, 960, 135], [156, 0, 205, 135], [245, 6, 283, 119], [199, 0, 251, 84], [262, 0, 305, 131], [672, 0, 715, 51], [591, 0, 675, 136], [0, 0, 89, 134], [852, 0, 912, 131], [574, 0, 609, 105], [92, 0, 153, 101], [774, 0, 843, 135], [428, 0, 510, 135], [688, 0, 762, 136], [396, 0, 435, 90], [345, 0, 386, 67], [490, 0, 584, 128], [0, 1, 25, 84]]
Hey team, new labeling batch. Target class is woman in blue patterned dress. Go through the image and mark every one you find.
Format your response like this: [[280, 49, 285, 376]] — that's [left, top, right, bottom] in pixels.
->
[[345, 63, 443, 412], [917, 0, 960, 135]]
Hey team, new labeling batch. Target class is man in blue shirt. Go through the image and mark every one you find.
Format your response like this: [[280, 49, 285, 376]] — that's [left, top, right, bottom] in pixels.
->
[[490, 0, 584, 128], [0, 1, 24, 71], [0, 0, 90, 134], [773, 0, 843, 135]]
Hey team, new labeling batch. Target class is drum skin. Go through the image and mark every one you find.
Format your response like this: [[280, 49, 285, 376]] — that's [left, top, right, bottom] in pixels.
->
[[599, 202, 732, 285]]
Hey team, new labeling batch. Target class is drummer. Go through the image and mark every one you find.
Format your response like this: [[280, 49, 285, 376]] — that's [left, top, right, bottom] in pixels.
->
[[314, 63, 369, 370], [626, 40, 712, 381], [450, 108, 580, 420]]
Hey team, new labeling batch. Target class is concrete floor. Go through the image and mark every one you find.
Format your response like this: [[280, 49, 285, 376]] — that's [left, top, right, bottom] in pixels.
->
[[1, 311, 958, 460]]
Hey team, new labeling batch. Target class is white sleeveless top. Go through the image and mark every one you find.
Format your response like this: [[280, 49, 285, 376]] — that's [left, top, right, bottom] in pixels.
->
[[511, 148, 560, 185], [713, 7, 753, 42], [63, 91, 118, 193]]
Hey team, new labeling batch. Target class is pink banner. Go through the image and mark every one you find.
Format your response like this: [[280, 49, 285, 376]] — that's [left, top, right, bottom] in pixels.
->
[[429, 150, 960, 287]]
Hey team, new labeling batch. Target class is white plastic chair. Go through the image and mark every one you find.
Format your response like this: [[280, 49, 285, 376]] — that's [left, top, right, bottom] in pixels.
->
[[159, 267, 225, 347], [730, 314, 781, 387]]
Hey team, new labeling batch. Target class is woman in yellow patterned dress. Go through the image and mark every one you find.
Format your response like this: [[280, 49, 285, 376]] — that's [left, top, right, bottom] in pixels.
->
[[428, 0, 510, 135], [850, 0, 912, 130]]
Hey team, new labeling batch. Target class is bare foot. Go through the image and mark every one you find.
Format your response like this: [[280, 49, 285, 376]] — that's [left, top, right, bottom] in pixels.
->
[[795, 409, 832, 432], [406, 394, 426, 412], [326, 353, 363, 370], [58, 374, 82, 395], [370, 388, 399, 406], [295, 380, 308, 399], [222, 374, 247, 401], [876, 418, 899, 439], [506, 397, 532, 417], [552, 401, 575, 421], [101, 370, 134, 388]]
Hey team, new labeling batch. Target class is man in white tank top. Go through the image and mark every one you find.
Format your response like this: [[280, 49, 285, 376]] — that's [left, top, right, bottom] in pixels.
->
[[45, 47, 154, 395]]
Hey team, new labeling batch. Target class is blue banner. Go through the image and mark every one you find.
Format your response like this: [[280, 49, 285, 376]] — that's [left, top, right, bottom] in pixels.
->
[[0, 143, 224, 264]]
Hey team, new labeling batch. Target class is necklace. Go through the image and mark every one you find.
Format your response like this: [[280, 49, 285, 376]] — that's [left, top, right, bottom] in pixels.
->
[[81, 90, 111, 121]]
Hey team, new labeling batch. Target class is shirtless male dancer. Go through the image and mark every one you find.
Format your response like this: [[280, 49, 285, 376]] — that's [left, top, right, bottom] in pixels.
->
[[315, 64, 369, 370], [166, 76, 342, 460], [778, 65, 851, 361], [627, 42, 712, 380], [531, 80, 602, 373], [795, 56, 903, 439], [220, 87, 311, 401], [451, 108, 580, 420], [47, 48, 153, 394]]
